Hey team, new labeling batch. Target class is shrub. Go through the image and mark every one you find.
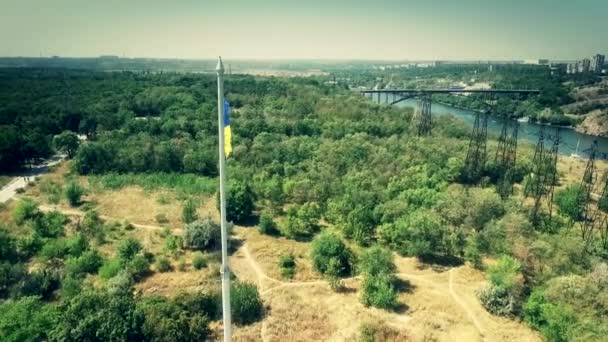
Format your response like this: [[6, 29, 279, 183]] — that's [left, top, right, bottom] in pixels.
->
[[555, 184, 586, 224], [156, 256, 172, 272], [39, 179, 62, 204], [66, 233, 89, 257], [360, 274, 398, 310], [223, 179, 255, 223], [128, 255, 151, 279], [278, 255, 296, 279], [258, 211, 279, 235], [64, 181, 84, 207], [61, 275, 83, 298], [118, 238, 142, 261], [99, 258, 123, 280], [310, 232, 353, 277], [183, 218, 220, 250], [181, 199, 198, 224], [31, 211, 67, 238], [65, 250, 104, 277], [155, 213, 169, 224], [39, 239, 69, 261], [12, 199, 40, 225], [164, 234, 182, 255], [284, 202, 321, 240], [378, 209, 450, 257], [359, 246, 395, 276], [0, 296, 59, 342], [479, 285, 518, 316], [231, 281, 264, 325], [19, 269, 60, 299], [464, 234, 483, 269], [192, 252, 207, 270], [0, 228, 18, 261], [107, 270, 134, 295]]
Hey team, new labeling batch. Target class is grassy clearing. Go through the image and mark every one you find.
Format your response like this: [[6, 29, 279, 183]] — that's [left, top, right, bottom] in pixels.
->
[[88, 172, 217, 197]]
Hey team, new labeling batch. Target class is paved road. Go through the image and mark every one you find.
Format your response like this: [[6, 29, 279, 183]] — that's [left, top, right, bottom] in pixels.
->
[[0, 155, 64, 204]]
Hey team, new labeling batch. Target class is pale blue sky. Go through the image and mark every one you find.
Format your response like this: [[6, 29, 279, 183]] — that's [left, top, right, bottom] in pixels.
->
[[0, 0, 606, 60]]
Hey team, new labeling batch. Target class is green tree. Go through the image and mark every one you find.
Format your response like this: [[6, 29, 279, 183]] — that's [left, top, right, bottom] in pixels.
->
[[118, 238, 142, 262], [554, 184, 586, 224], [0, 296, 59, 342], [223, 179, 255, 223], [53, 131, 80, 158], [183, 218, 220, 250], [284, 202, 321, 240], [231, 281, 264, 325], [359, 246, 395, 276], [310, 232, 353, 277]]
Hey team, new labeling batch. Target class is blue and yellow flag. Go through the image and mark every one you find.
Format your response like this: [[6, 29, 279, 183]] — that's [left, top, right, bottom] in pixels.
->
[[223, 99, 232, 158]]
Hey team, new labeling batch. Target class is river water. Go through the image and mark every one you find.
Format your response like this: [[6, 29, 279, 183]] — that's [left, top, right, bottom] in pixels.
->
[[386, 97, 608, 159]]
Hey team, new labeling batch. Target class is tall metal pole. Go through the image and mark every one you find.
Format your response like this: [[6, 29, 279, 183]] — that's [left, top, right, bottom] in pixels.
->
[[216, 56, 232, 342]]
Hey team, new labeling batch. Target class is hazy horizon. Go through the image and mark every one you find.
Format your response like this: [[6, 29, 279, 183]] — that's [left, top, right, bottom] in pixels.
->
[[1, 0, 607, 60]]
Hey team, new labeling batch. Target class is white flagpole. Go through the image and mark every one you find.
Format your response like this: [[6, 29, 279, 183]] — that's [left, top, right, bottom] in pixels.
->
[[216, 56, 232, 342]]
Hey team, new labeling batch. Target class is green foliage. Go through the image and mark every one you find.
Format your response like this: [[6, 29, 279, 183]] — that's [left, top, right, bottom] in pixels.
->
[[137, 295, 211, 341], [164, 234, 183, 255], [0, 261, 26, 298], [554, 184, 586, 223], [128, 255, 151, 280], [183, 218, 220, 250], [90, 173, 217, 196], [480, 255, 523, 316], [278, 254, 296, 279], [378, 209, 451, 257], [258, 210, 279, 235], [231, 281, 264, 325], [0, 296, 59, 342], [464, 233, 483, 269], [65, 250, 104, 278], [360, 274, 398, 310], [310, 232, 353, 277], [223, 179, 255, 223], [18, 269, 60, 299], [359, 246, 395, 276], [12, 199, 40, 225], [181, 198, 198, 224], [0, 228, 18, 261], [118, 237, 142, 261], [64, 181, 84, 207], [53, 131, 80, 158], [156, 256, 172, 272], [284, 202, 321, 240], [99, 258, 123, 280], [50, 290, 143, 341], [192, 252, 207, 270], [487, 255, 522, 290]]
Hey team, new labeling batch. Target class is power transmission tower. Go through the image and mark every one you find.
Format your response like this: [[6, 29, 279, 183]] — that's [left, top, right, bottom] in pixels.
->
[[524, 126, 545, 197], [495, 120, 519, 197], [593, 172, 608, 251], [545, 129, 560, 219], [462, 94, 492, 183], [417, 94, 432, 136], [581, 140, 598, 243]]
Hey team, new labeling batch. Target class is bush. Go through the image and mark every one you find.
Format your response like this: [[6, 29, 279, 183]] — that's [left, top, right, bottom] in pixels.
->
[[39, 239, 69, 260], [223, 179, 255, 223], [99, 258, 123, 280], [310, 232, 353, 277], [284, 202, 321, 240], [278, 255, 296, 279], [0, 296, 59, 342], [19, 269, 60, 299], [118, 238, 142, 261], [378, 209, 450, 257], [231, 281, 264, 325], [12, 199, 40, 225], [65, 250, 104, 277], [34, 211, 67, 238], [155, 213, 169, 224], [64, 181, 84, 207], [164, 234, 182, 255], [554, 184, 586, 224], [61, 275, 83, 298], [360, 274, 398, 310], [183, 218, 221, 250], [192, 252, 207, 270], [479, 285, 518, 316], [156, 256, 172, 272], [128, 255, 151, 279], [181, 199, 198, 224], [66, 233, 89, 257], [258, 211, 279, 235], [359, 246, 395, 276]]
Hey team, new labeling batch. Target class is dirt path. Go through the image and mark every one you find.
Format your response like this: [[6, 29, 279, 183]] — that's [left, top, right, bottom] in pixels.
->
[[449, 268, 487, 340]]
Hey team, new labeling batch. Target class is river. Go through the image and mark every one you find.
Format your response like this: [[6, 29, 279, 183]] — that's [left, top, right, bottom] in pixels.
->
[[388, 97, 608, 159]]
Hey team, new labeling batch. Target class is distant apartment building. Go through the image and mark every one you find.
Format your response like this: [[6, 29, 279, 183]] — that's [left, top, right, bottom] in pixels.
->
[[591, 54, 605, 74]]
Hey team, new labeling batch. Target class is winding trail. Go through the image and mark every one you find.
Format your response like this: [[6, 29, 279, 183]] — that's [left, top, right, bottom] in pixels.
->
[[34, 204, 501, 341]]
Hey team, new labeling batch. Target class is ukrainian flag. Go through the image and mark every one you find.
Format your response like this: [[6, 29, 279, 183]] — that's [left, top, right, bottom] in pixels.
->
[[223, 99, 232, 158]]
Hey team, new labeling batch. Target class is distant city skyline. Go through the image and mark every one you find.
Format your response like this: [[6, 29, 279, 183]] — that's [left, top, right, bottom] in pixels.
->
[[1, 0, 607, 60]]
